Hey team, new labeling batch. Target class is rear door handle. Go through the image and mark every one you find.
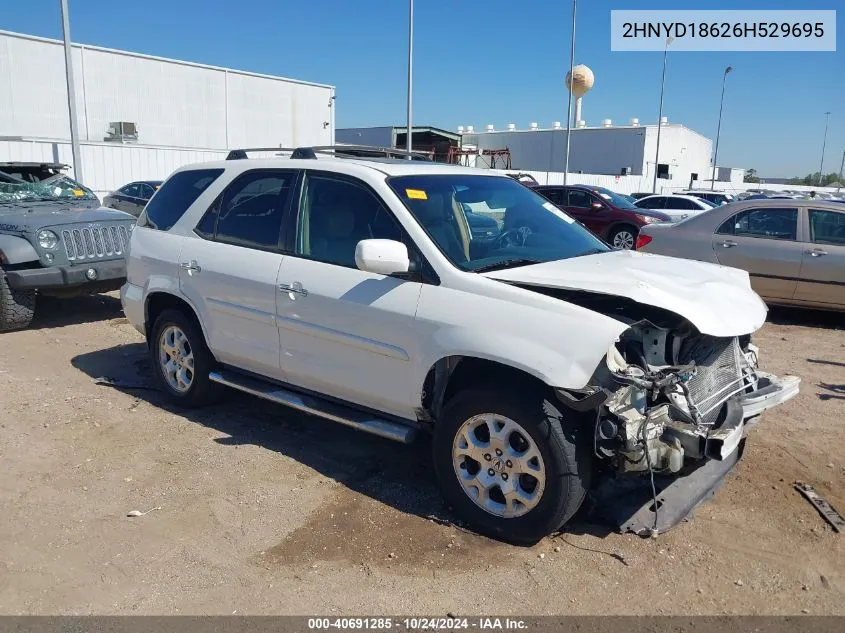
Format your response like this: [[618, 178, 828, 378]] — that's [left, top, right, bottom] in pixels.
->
[[719, 240, 737, 248], [179, 260, 201, 273], [805, 249, 828, 257], [279, 281, 308, 296]]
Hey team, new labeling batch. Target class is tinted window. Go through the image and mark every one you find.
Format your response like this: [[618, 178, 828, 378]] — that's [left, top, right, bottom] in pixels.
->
[[809, 209, 845, 245], [671, 198, 699, 210], [638, 197, 665, 209], [538, 188, 564, 205], [717, 208, 797, 240], [140, 169, 223, 231], [120, 183, 141, 197], [567, 190, 591, 208], [213, 170, 295, 249], [296, 174, 404, 268], [138, 183, 156, 200]]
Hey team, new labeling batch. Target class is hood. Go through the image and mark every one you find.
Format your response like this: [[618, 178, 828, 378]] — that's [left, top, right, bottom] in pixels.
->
[[482, 250, 767, 337], [0, 202, 133, 232]]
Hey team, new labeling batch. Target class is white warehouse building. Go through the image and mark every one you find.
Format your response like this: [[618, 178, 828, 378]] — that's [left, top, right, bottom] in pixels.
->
[[461, 120, 715, 191], [0, 30, 335, 196]]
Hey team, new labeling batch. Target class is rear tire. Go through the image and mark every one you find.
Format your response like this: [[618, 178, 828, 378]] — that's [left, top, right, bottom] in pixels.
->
[[0, 271, 36, 332], [608, 225, 638, 250], [433, 386, 592, 545], [150, 308, 218, 407]]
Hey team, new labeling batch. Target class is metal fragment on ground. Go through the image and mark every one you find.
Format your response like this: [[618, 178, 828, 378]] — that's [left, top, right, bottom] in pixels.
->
[[794, 482, 844, 533]]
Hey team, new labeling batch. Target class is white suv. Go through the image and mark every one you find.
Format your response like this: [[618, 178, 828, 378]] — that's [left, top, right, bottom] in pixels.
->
[[121, 147, 799, 544]]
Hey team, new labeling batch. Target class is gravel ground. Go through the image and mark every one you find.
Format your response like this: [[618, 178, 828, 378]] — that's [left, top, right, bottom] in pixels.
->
[[0, 292, 843, 615]]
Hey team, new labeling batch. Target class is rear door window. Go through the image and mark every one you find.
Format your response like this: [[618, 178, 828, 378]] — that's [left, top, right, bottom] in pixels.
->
[[139, 169, 223, 231], [120, 183, 141, 198], [567, 190, 591, 208], [717, 208, 798, 240], [809, 209, 845, 245], [638, 197, 665, 209]]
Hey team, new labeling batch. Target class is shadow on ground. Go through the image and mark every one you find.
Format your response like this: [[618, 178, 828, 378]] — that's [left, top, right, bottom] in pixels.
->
[[31, 294, 124, 330], [70, 343, 626, 547], [766, 305, 844, 330]]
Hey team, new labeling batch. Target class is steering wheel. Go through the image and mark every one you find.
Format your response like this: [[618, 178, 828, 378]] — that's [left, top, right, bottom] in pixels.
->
[[492, 225, 532, 249]]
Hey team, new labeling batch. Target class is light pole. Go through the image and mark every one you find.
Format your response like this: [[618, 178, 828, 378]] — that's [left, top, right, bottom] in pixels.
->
[[711, 65, 733, 190], [60, 0, 83, 182], [563, 0, 577, 185], [652, 36, 673, 194], [818, 111, 831, 184], [405, 0, 413, 157]]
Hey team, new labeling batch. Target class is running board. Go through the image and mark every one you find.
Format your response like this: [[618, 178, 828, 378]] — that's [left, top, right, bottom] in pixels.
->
[[208, 370, 418, 444]]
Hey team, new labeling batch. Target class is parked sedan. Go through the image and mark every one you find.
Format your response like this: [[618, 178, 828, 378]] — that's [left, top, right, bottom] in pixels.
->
[[635, 194, 715, 222], [103, 180, 162, 216], [637, 199, 845, 310], [680, 190, 735, 206], [534, 185, 671, 249]]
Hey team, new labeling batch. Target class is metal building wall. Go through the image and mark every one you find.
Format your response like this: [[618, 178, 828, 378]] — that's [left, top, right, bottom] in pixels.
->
[[0, 30, 334, 150]]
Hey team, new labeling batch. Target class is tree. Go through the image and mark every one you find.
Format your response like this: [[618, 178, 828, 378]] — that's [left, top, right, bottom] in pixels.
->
[[743, 168, 760, 183]]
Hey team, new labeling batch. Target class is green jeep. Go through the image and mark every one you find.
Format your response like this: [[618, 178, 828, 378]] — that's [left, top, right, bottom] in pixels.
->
[[0, 162, 137, 331]]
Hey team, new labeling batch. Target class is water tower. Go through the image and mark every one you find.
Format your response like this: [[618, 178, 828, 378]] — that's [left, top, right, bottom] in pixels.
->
[[565, 64, 594, 126]]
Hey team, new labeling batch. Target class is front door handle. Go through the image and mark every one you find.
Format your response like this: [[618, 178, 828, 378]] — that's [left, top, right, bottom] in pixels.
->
[[805, 249, 828, 257], [179, 260, 201, 273], [719, 240, 737, 248], [279, 281, 308, 296]]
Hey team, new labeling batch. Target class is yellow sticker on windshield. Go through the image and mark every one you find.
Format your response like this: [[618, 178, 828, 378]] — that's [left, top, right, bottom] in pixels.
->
[[406, 188, 427, 200], [72, 189, 84, 197]]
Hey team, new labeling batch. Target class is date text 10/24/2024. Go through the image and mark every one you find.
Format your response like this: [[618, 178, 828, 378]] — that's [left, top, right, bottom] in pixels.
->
[[307, 618, 527, 630]]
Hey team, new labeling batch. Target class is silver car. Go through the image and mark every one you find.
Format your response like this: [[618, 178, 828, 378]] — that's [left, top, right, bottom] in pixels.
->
[[637, 199, 845, 310]]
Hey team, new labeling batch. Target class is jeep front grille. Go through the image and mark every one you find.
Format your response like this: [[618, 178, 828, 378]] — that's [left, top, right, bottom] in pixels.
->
[[62, 225, 130, 261]]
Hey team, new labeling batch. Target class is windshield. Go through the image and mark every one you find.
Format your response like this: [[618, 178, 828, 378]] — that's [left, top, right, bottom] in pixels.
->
[[591, 186, 638, 209], [0, 175, 97, 203], [388, 174, 609, 272]]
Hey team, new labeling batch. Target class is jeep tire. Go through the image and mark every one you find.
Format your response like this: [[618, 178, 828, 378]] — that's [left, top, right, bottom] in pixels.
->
[[0, 271, 36, 332], [433, 386, 591, 545]]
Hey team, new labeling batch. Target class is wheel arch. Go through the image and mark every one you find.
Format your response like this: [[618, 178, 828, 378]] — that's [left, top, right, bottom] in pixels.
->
[[0, 234, 40, 265], [144, 291, 208, 346]]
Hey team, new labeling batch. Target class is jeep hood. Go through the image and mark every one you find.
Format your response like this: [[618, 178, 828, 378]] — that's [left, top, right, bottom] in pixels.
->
[[481, 250, 767, 337], [0, 203, 133, 232]]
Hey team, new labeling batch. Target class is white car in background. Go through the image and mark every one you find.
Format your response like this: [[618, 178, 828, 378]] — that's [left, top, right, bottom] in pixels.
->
[[680, 190, 735, 206], [635, 194, 716, 222]]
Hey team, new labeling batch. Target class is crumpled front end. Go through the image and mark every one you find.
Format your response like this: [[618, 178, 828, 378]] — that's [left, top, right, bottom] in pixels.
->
[[561, 319, 800, 535]]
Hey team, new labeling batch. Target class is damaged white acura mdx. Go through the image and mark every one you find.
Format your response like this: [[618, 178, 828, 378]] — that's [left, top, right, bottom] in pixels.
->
[[121, 147, 800, 544]]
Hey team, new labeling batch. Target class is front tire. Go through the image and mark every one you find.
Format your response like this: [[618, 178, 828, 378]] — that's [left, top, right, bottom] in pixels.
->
[[0, 271, 36, 332], [608, 225, 638, 250], [150, 308, 218, 407], [433, 387, 592, 545]]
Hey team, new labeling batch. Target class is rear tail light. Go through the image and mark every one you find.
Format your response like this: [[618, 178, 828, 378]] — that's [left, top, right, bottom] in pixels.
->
[[635, 234, 652, 250]]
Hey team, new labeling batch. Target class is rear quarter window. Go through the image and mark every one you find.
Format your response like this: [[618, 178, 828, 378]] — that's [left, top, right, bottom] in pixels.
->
[[138, 169, 223, 231]]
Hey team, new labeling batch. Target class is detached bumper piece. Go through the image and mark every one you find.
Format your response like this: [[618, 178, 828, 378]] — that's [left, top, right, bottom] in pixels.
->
[[5, 260, 126, 292], [590, 439, 745, 536]]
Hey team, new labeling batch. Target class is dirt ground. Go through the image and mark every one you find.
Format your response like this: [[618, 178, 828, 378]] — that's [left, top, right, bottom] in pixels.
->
[[0, 292, 843, 615]]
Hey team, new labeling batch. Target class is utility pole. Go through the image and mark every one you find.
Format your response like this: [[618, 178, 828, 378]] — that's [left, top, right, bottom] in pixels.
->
[[818, 111, 831, 185], [60, 0, 83, 181], [405, 0, 413, 157], [652, 37, 673, 193], [563, 0, 577, 185], [837, 149, 844, 193], [711, 66, 733, 190]]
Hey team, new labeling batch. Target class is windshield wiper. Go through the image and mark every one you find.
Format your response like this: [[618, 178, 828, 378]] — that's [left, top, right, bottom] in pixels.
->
[[474, 258, 541, 273], [572, 248, 607, 258]]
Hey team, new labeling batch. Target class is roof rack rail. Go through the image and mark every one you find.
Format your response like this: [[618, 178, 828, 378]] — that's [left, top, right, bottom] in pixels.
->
[[225, 147, 298, 160], [224, 145, 434, 161]]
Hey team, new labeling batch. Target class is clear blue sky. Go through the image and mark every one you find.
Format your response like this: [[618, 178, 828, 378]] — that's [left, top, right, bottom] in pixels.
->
[[2, 0, 842, 177]]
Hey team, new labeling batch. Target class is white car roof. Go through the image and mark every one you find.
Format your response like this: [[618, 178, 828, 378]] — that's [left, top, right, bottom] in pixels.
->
[[641, 194, 708, 203]]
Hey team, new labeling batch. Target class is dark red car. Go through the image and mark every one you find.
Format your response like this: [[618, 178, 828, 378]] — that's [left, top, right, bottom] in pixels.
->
[[534, 185, 671, 249]]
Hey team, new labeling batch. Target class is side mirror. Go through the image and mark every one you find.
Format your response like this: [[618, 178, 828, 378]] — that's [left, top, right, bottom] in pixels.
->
[[591, 201, 604, 210], [355, 239, 410, 275]]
